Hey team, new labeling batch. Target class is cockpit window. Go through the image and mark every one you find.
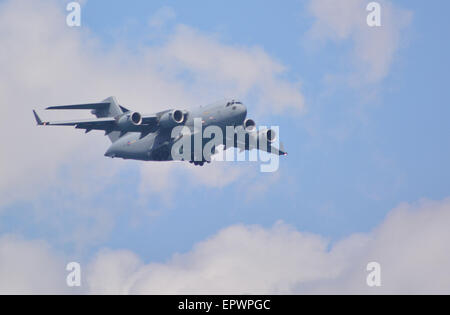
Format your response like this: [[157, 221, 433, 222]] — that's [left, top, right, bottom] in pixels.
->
[[226, 101, 242, 107]]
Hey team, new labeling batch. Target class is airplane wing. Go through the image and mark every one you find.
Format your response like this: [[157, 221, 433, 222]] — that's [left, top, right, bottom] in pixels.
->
[[227, 129, 288, 156], [33, 110, 158, 133], [236, 137, 287, 156], [34, 97, 164, 143], [45, 103, 111, 111]]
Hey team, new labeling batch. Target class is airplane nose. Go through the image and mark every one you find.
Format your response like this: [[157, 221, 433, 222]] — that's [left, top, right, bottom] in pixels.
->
[[105, 145, 116, 158]]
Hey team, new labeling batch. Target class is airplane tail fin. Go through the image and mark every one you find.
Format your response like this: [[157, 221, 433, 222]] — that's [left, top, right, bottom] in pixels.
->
[[46, 96, 124, 142], [99, 97, 123, 143]]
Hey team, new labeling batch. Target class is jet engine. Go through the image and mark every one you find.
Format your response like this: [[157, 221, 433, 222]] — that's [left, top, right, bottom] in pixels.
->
[[117, 112, 142, 130], [258, 128, 277, 143], [159, 110, 186, 129], [243, 118, 256, 131]]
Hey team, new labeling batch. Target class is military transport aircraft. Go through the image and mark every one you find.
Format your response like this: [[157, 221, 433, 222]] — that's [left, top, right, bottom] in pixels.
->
[[33, 97, 287, 166]]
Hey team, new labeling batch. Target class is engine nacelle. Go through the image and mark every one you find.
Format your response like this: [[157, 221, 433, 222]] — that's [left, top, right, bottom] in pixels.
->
[[258, 128, 277, 143], [243, 118, 256, 131], [117, 112, 142, 130], [159, 109, 185, 129]]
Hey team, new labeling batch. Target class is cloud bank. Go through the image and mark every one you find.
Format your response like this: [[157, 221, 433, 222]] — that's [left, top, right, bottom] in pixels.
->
[[1, 198, 449, 294], [86, 198, 450, 294]]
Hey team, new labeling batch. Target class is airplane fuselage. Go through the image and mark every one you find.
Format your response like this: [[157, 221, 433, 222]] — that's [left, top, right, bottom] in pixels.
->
[[104, 100, 247, 162], [34, 97, 286, 167]]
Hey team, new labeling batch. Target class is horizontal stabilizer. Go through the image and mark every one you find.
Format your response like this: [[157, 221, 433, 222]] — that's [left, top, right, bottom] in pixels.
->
[[46, 102, 111, 110], [43, 117, 116, 127]]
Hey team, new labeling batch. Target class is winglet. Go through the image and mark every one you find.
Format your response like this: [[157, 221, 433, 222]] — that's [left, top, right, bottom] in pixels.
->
[[32, 110, 44, 125], [278, 142, 288, 156]]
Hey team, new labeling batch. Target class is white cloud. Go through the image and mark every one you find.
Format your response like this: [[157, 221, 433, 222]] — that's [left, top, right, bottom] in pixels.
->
[[0, 235, 68, 294], [84, 198, 450, 294], [160, 25, 305, 115], [87, 249, 142, 295], [0, 0, 301, 207], [307, 0, 412, 83], [1, 198, 449, 294]]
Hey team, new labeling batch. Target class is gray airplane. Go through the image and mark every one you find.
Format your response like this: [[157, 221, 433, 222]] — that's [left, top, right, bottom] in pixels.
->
[[33, 97, 287, 166]]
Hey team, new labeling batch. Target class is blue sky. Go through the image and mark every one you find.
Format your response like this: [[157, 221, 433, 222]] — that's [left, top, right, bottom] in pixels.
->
[[0, 0, 449, 293]]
